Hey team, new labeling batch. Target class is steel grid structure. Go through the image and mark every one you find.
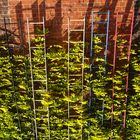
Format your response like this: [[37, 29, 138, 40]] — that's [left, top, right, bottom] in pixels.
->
[[67, 17, 85, 140], [111, 11, 134, 130], [89, 10, 110, 126], [27, 17, 50, 140]]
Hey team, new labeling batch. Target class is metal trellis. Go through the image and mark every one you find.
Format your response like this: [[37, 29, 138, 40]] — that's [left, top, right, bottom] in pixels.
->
[[111, 11, 134, 130], [90, 10, 110, 126], [27, 17, 50, 140], [68, 17, 85, 140], [3, 17, 22, 132]]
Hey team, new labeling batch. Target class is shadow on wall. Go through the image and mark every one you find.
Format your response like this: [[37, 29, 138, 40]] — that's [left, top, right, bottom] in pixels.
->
[[133, 0, 140, 47], [15, 0, 63, 46], [9, 0, 134, 47]]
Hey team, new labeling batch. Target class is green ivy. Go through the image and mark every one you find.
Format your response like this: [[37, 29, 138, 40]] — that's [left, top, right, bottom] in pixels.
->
[[0, 33, 140, 139]]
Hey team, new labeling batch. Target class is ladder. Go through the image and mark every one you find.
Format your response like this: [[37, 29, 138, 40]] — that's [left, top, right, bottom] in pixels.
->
[[90, 10, 110, 126], [27, 17, 50, 140], [3, 17, 22, 132], [111, 11, 134, 131], [2, 18, 36, 139], [67, 17, 85, 140]]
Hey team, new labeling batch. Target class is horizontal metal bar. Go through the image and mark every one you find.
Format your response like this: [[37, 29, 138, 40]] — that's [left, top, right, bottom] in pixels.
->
[[37, 127, 48, 130], [33, 80, 47, 82], [35, 100, 43, 102], [35, 109, 48, 111], [69, 64, 83, 66], [70, 29, 84, 32], [93, 34, 107, 36], [69, 41, 84, 44], [3, 22, 18, 25], [69, 85, 82, 88], [117, 34, 131, 37], [34, 34, 44, 37], [69, 74, 82, 77], [33, 69, 46, 71], [30, 47, 45, 49], [93, 11, 108, 14], [29, 22, 44, 25], [64, 41, 84, 44], [93, 44, 106, 46], [34, 90, 46, 92], [69, 115, 80, 117], [94, 21, 108, 24], [69, 53, 83, 54]]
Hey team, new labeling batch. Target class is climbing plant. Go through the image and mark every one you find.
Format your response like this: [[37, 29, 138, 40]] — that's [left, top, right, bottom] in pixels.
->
[[126, 46, 140, 139], [0, 32, 140, 139]]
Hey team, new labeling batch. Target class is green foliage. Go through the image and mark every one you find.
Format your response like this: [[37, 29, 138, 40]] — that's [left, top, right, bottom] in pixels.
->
[[126, 47, 140, 139], [0, 33, 139, 139]]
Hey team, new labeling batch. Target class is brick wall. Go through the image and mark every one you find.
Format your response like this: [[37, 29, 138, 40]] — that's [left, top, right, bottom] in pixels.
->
[[0, 0, 134, 45], [133, 0, 140, 46], [0, 0, 8, 20]]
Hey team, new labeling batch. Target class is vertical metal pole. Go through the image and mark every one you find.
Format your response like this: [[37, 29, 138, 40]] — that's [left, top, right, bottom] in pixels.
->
[[123, 11, 134, 129], [88, 11, 94, 139], [18, 18, 35, 137], [27, 18, 38, 140], [105, 10, 110, 65], [102, 10, 110, 126], [81, 17, 85, 140], [4, 17, 21, 132], [111, 12, 118, 129], [42, 17, 51, 139], [89, 11, 94, 111], [68, 17, 70, 140]]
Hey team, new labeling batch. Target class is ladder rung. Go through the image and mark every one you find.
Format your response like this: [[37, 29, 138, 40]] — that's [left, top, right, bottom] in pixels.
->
[[117, 23, 130, 26], [69, 64, 83, 66], [4, 22, 18, 25], [70, 29, 84, 32], [118, 34, 131, 37], [94, 21, 108, 24], [69, 85, 82, 88], [37, 135, 49, 138], [94, 12, 108, 15], [36, 117, 48, 120], [30, 47, 44, 49], [37, 127, 48, 130], [35, 100, 43, 102], [32, 68, 46, 71], [69, 115, 80, 118], [33, 80, 47, 82], [29, 22, 44, 25], [34, 90, 46, 92], [69, 41, 84, 44], [69, 74, 82, 77], [69, 53, 83, 54], [93, 44, 106, 46], [35, 109, 48, 111], [93, 34, 107, 36]]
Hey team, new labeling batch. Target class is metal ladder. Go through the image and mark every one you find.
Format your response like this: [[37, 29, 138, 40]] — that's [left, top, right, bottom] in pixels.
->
[[67, 17, 85, 140], [90, 10, 110, 126], [3, 17, 22, 132], [2, 18, 36, 139], [111, 11, 134, 130], [27, 17, 50, 140]]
